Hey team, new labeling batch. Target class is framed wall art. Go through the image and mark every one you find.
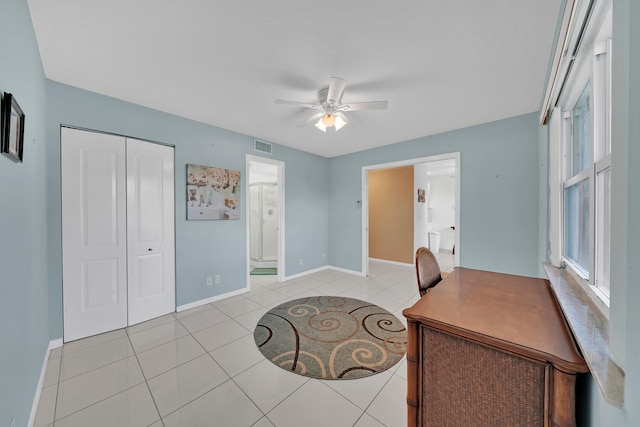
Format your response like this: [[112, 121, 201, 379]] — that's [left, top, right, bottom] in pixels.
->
[[417, 188, 426, 203], [187, 163, 241, 220], [1, 92, 25, 163]]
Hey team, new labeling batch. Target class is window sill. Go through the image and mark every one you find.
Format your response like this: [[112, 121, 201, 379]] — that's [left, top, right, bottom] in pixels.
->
[[544, 263, 624, 407]]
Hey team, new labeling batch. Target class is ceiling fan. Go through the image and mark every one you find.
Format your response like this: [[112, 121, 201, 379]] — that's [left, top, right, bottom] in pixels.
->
[[275, 77, 388, 132]]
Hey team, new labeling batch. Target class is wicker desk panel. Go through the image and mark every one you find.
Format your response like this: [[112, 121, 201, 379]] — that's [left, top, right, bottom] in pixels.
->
[[403, 268, 588, 427]]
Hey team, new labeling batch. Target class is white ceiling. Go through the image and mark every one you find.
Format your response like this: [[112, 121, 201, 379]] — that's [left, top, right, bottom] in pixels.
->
[[27, 0, 560, 158]]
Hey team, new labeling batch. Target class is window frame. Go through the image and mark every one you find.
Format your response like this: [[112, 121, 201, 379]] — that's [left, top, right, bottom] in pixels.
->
[[556, 4, 612, 306]]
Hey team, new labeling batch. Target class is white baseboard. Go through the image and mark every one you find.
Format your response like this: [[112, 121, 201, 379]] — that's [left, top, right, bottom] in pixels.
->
[[369, 257, 414, 268], [283, 265, 368, 281], [283, 265, 329, 281], [328, 265, 366, 277], [29, 339, 62, 427], [176, 287, 249, 312]]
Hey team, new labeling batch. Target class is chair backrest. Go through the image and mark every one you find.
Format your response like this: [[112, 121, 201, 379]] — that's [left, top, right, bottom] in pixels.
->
[[415, 247, 442, 297]]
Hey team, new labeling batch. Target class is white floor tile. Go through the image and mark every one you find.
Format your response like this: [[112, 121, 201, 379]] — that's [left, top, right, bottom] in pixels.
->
[[322, 370, 393, 410], [216, 297, 264, 318], [42, 356, 61, 387], [234, 308, 269, 332], [212, 294, 250, 307], [162, 380, 263, 427], [55, 356, 145, 420], [126, 313, 176, 335], [33, 385, 57, 427], [59, 335, 134, 381], [175, 304, 230, 333], [49, 347, 62, 360], [393, 357, 407, 379], [147, 354, 229, 417], [285, 277, 324, 290], [267, 380, 362, 427], [36, 262, 416, 427], [127, 319, 189, 353], [354, 412, 387, 427], [365, 374, 407, 427], [275, 285, 310, 298], [245, 288, 288, 306], [192, 319, 249, 351], [209, 334, 265, 377], [174, 303, 216, 318], [62, 329, 127, 355], [234, 359, 308, 413], [137, 335, 206, 379], [53, 383, 159, 427], [252, 416, 275, 427], [313, 282, 353, 296]]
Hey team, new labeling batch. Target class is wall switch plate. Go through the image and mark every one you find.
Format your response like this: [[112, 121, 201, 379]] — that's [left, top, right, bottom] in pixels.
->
[[206, 276, 213, 286], [298, 258, 303, 266], [322, 253, 326, 259], [214, 275, 221, 284]]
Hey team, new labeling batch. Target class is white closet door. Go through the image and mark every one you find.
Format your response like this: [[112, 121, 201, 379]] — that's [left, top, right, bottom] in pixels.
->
[[62, 128, 128, 342], [126, 138, 175, 325]]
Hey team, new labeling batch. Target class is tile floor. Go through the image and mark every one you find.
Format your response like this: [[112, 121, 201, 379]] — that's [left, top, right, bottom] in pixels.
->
[[34, 255, 454, 427]]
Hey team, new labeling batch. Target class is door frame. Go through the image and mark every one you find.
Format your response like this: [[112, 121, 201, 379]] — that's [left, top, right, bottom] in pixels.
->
[[245, 154, 285, 284], [361, 152, 460, 276]]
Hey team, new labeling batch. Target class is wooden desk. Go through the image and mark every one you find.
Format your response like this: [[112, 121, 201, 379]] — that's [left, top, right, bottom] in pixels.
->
[[403, 267, 588, 427]]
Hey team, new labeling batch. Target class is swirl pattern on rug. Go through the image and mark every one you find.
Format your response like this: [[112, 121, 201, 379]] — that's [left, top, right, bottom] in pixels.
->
[[254, 296, 407, 380]]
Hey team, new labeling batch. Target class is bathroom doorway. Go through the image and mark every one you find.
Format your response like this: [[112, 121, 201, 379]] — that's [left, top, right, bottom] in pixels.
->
[[246, 155, 285, 284]]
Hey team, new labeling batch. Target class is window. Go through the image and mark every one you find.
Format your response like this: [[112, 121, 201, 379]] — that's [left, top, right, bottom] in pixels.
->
[[559, 8, 612, 304], [563, 84, 591, 277]]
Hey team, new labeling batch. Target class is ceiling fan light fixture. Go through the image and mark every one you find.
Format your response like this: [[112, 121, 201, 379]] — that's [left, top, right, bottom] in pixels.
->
[[275, 77, 388, 133], [321, 113, 336, 127], [334, 114, 347, 131], [314, 118, 327, 132]]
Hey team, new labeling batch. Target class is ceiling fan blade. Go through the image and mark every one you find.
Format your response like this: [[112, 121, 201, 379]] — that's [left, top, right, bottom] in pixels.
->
[[275, 99, 322, 109], [297, 112, 324, 128], [340, 100, 388, 111], [326, 77, 346, 104]]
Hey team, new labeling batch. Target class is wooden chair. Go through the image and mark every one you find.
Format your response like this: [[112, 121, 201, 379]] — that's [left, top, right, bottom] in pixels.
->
[[415, 247, 443, 297]]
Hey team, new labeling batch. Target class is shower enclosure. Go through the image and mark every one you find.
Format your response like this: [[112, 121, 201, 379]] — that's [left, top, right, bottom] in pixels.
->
[[250, 183, 278, 267]]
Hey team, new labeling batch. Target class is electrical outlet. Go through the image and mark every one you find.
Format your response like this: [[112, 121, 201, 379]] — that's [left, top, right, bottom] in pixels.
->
[[322, 253, 326, 259], [206, 276, 213, 286], [214, 274, 221, 284], [298, 258, 303, 266]]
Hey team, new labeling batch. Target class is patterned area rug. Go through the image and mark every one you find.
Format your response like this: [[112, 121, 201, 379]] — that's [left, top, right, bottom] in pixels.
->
[[250, 268, 277, 276], [254, 296, 407, 380]]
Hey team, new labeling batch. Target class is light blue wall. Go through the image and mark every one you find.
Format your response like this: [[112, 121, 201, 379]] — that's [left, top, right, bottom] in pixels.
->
[[0, 0, 50, 425], [329, 113, 541, 278], [608, 0, 640, 424], [45, 81, 329, 339]]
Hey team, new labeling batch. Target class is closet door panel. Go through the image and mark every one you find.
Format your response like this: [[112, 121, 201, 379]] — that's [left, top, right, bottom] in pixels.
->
[[62, 128, 127, 342], [126, 138, 175, 325]]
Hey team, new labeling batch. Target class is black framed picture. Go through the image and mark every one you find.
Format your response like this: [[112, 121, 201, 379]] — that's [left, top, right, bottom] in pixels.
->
[[1, 92, 25, 162]]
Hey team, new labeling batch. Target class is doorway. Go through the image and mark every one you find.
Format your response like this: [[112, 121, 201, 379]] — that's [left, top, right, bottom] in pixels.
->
[[246, 155, 285, 284], [61, 127, 175, 342], [361, 153, 460, 276]]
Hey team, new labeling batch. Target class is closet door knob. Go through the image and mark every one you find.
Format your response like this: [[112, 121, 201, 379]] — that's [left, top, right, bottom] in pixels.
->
[[148, 248, 152, 251]]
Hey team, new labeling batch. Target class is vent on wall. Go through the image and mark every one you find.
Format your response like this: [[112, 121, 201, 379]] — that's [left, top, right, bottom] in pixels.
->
[[254, 139, 272, 155]]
